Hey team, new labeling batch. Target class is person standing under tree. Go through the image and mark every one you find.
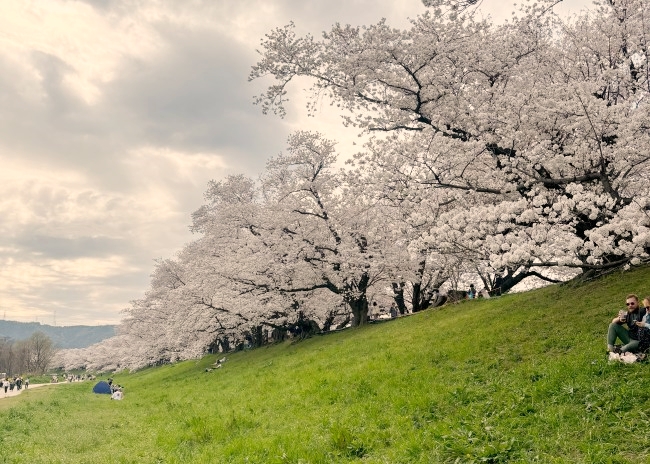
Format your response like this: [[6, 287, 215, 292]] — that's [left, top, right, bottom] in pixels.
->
[[389, 303, 398, 318], [468, 284, 476, 299], [607, 294, 647, 353]]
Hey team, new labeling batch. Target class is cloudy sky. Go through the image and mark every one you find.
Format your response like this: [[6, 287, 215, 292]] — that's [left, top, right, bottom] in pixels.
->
[[0, 0, 591, 326]]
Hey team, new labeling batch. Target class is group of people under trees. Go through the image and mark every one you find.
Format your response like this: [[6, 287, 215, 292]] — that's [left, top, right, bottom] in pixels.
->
[[607, 294, 650, 361]]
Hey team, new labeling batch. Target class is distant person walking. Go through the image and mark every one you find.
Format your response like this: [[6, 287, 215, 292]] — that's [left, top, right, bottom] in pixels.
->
[[608, 294, 647, 353]]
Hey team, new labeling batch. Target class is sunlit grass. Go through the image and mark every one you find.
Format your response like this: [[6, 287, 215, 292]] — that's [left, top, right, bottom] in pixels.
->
[[1, 266, 650, 463]]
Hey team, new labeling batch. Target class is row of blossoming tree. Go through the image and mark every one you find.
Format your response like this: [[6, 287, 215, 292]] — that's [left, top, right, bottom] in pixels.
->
[[57, 0, 650, 372]]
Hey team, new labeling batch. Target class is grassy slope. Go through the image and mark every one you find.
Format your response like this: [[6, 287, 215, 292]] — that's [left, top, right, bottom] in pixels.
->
[[1, 266, 649, 463]]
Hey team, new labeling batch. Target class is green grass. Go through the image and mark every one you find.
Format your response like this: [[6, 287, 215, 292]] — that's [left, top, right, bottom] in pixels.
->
[[2, 266, 650, 463]]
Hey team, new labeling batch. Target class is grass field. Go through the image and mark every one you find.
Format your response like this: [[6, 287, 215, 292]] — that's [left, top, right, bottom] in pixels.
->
[[1, 266, 650, 463]]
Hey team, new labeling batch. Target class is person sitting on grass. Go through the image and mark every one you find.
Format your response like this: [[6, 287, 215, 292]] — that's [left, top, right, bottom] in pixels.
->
[[607, 294, 647, 353], [111, 387, 124, 400], [633, 296, 650, 353]]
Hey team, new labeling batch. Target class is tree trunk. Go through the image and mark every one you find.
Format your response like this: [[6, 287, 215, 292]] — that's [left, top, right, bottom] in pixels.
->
[[348, 297, 369, 326], [412, 282, 423, 312], [335, 314, 351, 330], [271, 327, 287, 342], [322, 310, 336, 332], [495, 267, 562, 295], [250, 325, 265, 347], [291, 311, 321, 339], [391, 282, 407, 315], [344, 273, 371, 326], [411, 256, 428, 313]]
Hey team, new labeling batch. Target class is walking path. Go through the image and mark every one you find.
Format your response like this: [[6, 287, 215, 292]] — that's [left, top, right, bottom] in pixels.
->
[[1, 382, 60, 400]]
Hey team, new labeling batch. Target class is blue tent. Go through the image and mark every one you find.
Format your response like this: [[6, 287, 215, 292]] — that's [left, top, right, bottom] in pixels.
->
[[92, 380, 111, 394]]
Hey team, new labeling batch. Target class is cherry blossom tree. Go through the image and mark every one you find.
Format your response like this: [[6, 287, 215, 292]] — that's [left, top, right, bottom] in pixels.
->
[[192, 171, 352, 335], [251, 0, 650, 284], [343, 137, 457, 311], [226, 131, 389, 326], [55, 0, 650, 373]]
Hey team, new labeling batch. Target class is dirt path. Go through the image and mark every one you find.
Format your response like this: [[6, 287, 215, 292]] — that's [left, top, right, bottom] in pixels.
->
[[0, 382, 60, 399]]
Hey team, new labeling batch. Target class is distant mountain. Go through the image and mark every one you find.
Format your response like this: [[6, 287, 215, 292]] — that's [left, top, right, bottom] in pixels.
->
[[0, 320, 116, 349]]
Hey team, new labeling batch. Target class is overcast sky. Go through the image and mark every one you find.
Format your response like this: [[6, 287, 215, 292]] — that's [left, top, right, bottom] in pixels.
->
[[0, 0, 591, 326]]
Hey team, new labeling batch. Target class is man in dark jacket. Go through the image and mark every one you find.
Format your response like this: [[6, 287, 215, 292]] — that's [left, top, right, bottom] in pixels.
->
[[607, 294, 647, 353]]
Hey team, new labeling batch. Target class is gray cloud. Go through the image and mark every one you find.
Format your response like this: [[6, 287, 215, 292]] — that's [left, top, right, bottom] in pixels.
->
[[103, 23, 287, 172], [14, 235, 126, 260]]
